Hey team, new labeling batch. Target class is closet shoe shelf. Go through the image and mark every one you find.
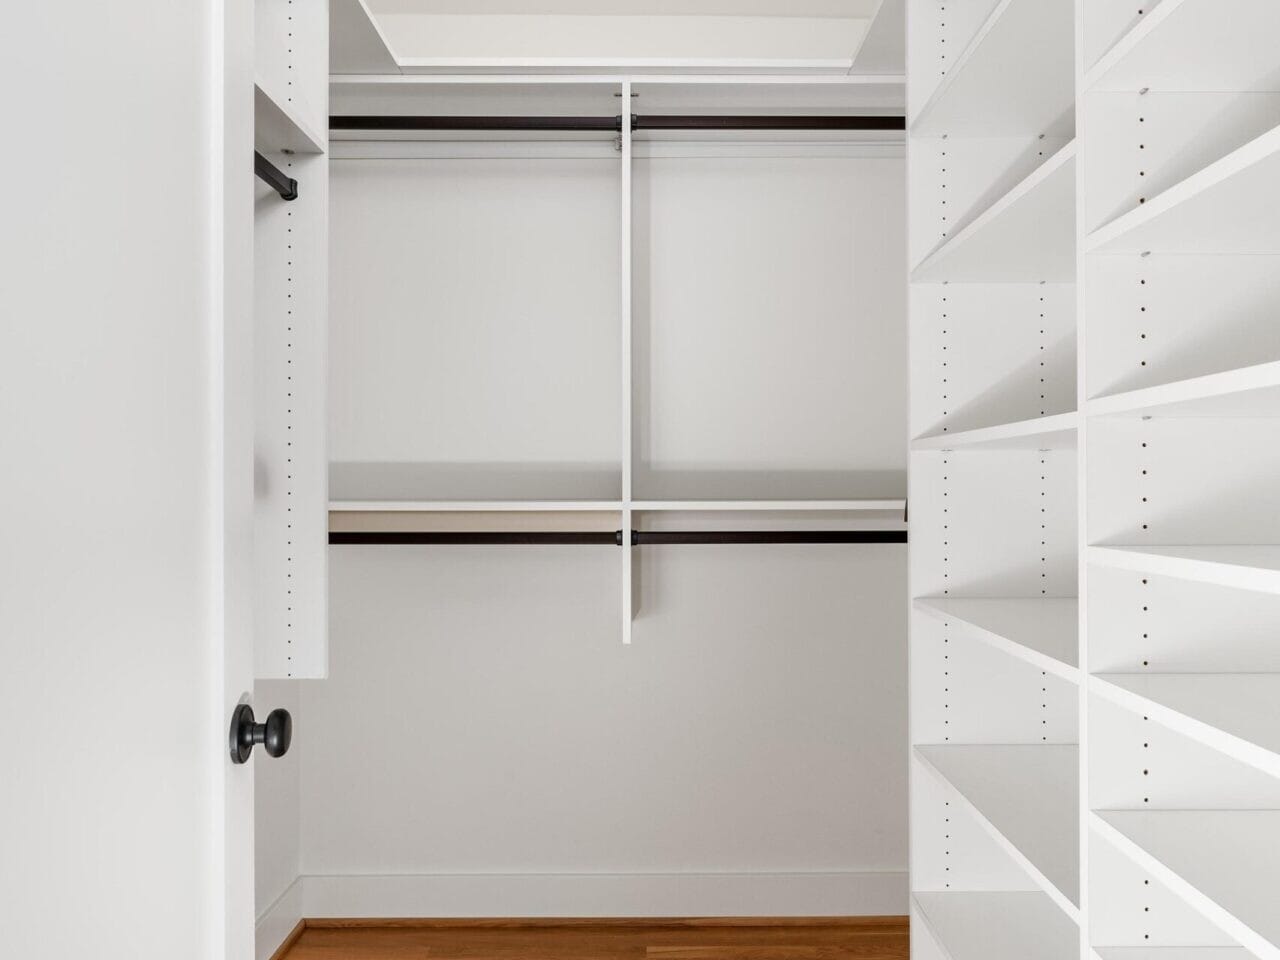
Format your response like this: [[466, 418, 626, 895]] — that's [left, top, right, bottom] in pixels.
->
[[913, 891, 1079, 960], [913, 597, 1079, 680]]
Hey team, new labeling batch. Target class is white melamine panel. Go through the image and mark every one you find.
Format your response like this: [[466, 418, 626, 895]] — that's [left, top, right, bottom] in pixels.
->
[[1088, 696, 1280, 812], [912, 412, 1078, 451], [1086, 123, 1280, 254], [1084, 0, 1280, 93], [912, 597, 1078, 679], [1090, 546, 1280, 595], [1093, 811, 1280, 960], [1097, 952, 1250, 960], [633, 154, 906, 501], [915, 745, 1079, 914], [913, 891, 1078, 960], [1083, 256, 1280, 399], [256, 83, 326, 155], [1080, 92, 1280, 236], [910, 617, 1078, 747], [329, 155, 622, 502], [910, 0, 1074, 137], [303, 544, 907, 905], [1089, 362, 1280, 418], [908, 284, 1076, 437], [911, 141, 1076, 283], [1090, 834, 1248, 951], [1092, 674, 1280, 780], [910, 450, 1078, 598], [254, 678, 302, 949], [1087, 419, 1280, 546], [330, 78, 623, 120]]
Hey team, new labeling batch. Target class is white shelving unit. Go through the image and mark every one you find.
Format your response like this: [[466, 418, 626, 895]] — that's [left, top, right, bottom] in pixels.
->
[[1080, 4, 1280, 958], [252, 0, 329, 680], [907, 3, 1081, 957]]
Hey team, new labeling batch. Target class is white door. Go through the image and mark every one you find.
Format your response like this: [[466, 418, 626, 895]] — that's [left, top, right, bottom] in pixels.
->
[[0, 3, 259, 957]]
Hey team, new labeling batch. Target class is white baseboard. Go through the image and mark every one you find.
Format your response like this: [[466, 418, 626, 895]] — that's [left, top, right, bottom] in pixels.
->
[[256, 877, 304, 960], [299, 871, 908, 919]]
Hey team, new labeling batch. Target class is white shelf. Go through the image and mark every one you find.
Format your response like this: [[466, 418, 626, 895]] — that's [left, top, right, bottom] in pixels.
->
[[630, 499, 905, 513], [1089, 546, 1280, 595], [914, 891, 1079, 960], [255, 81, 326, 155], [330, 500, 623, 513], [1085, 123, 1280, 255], [910, 0, 1075, 137], [1093, 810, 1280, 960], [1086, 0, 1280, 93], [911, 141, 1076, 283], [912, 412, 1079, 451], [913, 598, 1079, 681], [1091, 674, 1280, 780], [1088, 362, 1280, 418], [1095, 951, 1252, 960], [914, 744, 1080, 918]]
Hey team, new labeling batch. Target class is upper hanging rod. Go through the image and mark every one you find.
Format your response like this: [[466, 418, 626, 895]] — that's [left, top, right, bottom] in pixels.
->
[[328, 114, 906, 133], [329, 530, 908, 546], [255, 151, 298, 201]]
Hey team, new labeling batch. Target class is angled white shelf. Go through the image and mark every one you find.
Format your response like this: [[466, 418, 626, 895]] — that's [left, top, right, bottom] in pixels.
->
[[914, 891, 1078, 960], [910, 0, 1075, 137], [1085, 123, 1280, 255], [1089, 546, 1280, 595], [630, 499, 906, 513], [1093, 810, 1280, 960], [330, 500, 623, 513], [914, 744, 1080, 918], [912, 412, 1079, 451], [911, 141, 1076, 283], [1088, 362, 1280, 418], [1095, 951, 1251, 960], [1085, 0, 1280, 93], [255, 81, 326, 155], [1091, 674, 1280, 780], [913, 597, 1079, 681]]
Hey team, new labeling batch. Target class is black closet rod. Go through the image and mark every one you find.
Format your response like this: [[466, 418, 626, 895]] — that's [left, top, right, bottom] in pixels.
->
[[328, 114, 906, 133], [255, 151, 298, 201], [329, 530, 908, 546]]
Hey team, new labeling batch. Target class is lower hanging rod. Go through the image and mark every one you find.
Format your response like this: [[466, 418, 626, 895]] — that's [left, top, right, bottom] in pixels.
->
[[328, 114, 905, 133], [255, 151, 297, 201], [329, 530, 907, 546]]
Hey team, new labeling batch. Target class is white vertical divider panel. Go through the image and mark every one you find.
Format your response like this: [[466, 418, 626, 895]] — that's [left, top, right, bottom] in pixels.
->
[[254, 0, 329, 679], [621, 79, 635, 644]]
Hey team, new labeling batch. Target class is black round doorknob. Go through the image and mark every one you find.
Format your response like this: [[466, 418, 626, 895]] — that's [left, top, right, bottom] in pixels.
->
[[229, 704, 292, 764]]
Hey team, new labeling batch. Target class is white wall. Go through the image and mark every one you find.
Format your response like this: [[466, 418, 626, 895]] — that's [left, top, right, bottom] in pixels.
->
[[301, 542, 907, 914], [305, 144, 909, 916]]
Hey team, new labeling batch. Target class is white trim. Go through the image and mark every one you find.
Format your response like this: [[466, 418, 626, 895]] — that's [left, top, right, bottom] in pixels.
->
[[255, 877, 304, 960], [296, 871, 908, 918]]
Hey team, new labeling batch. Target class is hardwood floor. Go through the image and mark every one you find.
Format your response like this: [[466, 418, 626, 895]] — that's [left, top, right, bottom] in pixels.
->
[[277, 918, 909, 960]]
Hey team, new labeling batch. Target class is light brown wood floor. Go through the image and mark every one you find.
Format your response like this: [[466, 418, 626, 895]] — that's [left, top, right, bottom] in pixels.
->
[[277, 918, 909, 960]]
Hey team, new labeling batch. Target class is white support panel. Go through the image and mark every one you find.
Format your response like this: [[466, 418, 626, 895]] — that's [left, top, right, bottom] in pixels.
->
[[913, 598, 1078, 680], [911, 141, 1076, 283], [915, 744, 1080, 916], [1089, 546, 1280, 596], [1095, 952, 1251, 960], [912, 412, 1079, 451], [621, 77, 634, 645], [255, 83, 327, 155], [1091, 674, 1280, 780], [1085, 123, 1280, 254], [631, 499, 905, 513], [1088, 361, 1280, 418], [913, 891, 1079, 960], [910, 0, 1075, 137], [1085, 0, 1280, 93], [1093, 810, 1280, 960]]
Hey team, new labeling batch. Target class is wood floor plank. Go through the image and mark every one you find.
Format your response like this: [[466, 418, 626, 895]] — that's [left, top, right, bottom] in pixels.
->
[[281, 919, 909, 960]]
